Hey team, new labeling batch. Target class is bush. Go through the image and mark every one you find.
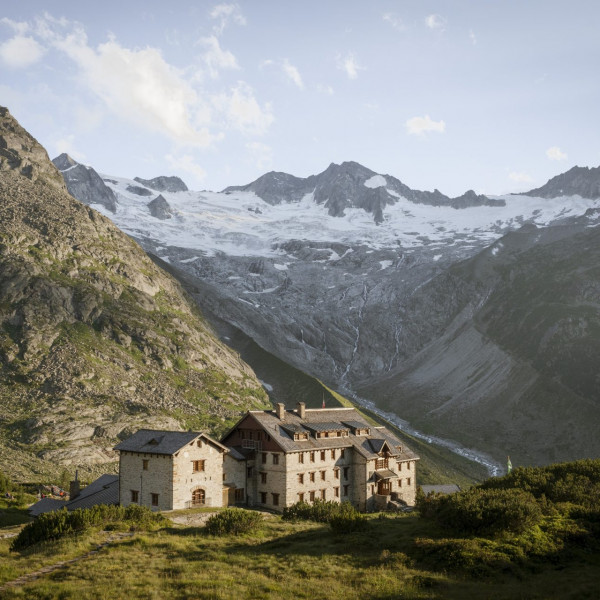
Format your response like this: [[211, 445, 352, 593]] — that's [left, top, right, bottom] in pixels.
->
[[10, 504, 168, 552], [422, 488, 542, 536], [329, 511, 368, 534], [205, 508, 263, 536], [282, 499, 358, 524]]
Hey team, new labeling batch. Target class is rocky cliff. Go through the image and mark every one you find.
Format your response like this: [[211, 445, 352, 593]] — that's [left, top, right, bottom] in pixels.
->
[[0, 107, 269, 480]]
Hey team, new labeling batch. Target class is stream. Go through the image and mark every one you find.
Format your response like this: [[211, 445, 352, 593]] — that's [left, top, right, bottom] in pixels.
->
[[345, 390, 504, 477]]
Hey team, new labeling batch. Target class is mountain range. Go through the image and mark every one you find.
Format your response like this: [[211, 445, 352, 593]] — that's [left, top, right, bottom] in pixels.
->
[[5, 102, 600, 475], [50, 147, 600, 468]]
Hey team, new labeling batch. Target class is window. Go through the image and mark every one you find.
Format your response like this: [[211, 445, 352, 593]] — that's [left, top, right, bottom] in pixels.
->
[[272, 453, 279, 465], [223, 473, 226, 481], [334, 486, 339, 498], [247, 466, 253, 478], [298, 473, 304, 484], [407, 463, 411, 470], [262, 452, 268, 464], [310, 452, 315, 463], [249, 431, 253, 440], [334, 469, 340, 480], [142, 459, 149, 471], [235, 488, 245, 502], [321, 489, 326, 500], [343, 467, 349, 480], [309, 472, 315, 483], [340, 449, 345, 459], [343, 485, 349, 496], [298, 452, 305, 464], [398, 479, 402, 488], [331, 449, 336, 459], [309, 490, 316, 502], [151, 493, 159, 506], [320, 450, 326, 461], [407, 478, 411, 486], [260, 472, 267, 484], [130, 490, 139, 503], [192, 460, 205, 473], [298, 492, 305, 502], [397, 462, 402, 471], [260, 492, 267, 504], [320, 470, 326, 481], [197, 439, 202, 448], [272, 493, 280, 506]]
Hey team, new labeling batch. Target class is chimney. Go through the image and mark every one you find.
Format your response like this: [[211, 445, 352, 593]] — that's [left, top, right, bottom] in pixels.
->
[[297, 402, 306, 420], [69, 469, 80, 500], [276, 403, 286, 420]]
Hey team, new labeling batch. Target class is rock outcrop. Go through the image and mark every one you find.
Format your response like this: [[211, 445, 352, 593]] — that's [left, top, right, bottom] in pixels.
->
[[148, 194, 173, 220], [134, 175, 188, 193]]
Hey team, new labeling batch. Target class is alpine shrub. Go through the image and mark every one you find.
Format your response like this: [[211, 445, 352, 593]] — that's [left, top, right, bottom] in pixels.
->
[[204, 508, 263, 536]]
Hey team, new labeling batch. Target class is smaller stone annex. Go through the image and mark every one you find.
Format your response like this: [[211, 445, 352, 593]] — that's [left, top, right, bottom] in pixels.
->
[[114, 403, 419, 513]]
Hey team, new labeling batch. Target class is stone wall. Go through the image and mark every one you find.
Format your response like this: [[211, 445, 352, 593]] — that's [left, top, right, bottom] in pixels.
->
[[172, 438, 225, 509], [119, 451, 174, 511]]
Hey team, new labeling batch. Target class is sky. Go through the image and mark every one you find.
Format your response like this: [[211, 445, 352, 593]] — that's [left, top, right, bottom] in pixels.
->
[[1, 1, 599, 196]]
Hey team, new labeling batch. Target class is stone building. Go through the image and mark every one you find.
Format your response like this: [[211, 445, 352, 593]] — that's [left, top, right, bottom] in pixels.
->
[[116, 403, 419, 512], [114, 429, 232, 511], [221, 403, 419, 512]]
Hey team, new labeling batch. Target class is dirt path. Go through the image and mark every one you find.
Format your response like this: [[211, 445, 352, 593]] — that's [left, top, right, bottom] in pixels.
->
[[0, 531, 134, 593]]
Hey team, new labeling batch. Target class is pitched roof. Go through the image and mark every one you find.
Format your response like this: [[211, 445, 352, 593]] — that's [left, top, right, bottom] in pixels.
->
[[114, 429, 227, 455], [28, 474, 119, 516], [227, 407, 419, 462], [67, 474, 119, 511]]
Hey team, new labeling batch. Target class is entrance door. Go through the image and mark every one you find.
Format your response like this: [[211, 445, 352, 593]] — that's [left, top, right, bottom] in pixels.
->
[[192, 488, 205, 506], [377, 480, 391, 495]]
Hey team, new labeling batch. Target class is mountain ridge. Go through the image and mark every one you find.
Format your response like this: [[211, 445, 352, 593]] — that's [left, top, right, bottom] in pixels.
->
[[224, 160, 504, 222]]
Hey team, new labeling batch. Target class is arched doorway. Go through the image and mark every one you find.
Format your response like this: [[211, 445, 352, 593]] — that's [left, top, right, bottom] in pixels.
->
[[191, 488, 205, 506]]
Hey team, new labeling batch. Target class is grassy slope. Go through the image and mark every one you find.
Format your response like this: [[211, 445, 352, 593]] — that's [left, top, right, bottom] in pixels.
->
[[1, 513, 598, 599]]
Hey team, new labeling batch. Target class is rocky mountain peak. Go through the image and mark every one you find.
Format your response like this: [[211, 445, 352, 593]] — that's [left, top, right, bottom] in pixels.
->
[[52, 153, 118, 213], [0, 106, 66, 192], [52, 152, 78, 171], [524, 165, 600, 199]]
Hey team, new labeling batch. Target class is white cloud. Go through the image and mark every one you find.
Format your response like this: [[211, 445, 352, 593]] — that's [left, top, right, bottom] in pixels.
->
[[246, 141, 273, 170], [425, 14, 446, 31], [281, 59, 304, 89], [509, 171, 534, 183], [0, 35, 45, 68], [200, 35, 239, 78], [406, 115, 446, 136], [210, 3, 246, 35], [469, 29, 477, 45], [336, 52, 364, 80], [52, 28, 215, 147], [215, 81, 274, 135], [1, 17, 30, 35], [165, 153, 207, 181], [546, 146, 567, 161], [383, 13, 405, 31]]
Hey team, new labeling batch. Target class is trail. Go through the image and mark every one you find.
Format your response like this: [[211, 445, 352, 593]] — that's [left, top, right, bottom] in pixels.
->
[[0, 531, 134, 593]]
